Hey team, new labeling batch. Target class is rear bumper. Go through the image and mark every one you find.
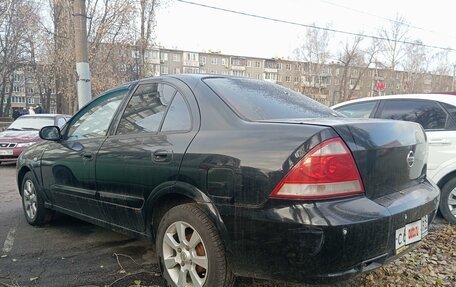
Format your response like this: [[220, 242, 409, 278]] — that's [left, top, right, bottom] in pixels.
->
[[220, 180, 439, 283]]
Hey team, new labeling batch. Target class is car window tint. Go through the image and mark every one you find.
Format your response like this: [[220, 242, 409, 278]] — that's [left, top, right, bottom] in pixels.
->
[[203, 78, 339, 121], [379, 100, 447, 130], [161, 92, 191, 132], [441, 102, 456, 120], [116, 83, 175, 135], [335, 101, 377, 118], [67, 89, 126, 140]]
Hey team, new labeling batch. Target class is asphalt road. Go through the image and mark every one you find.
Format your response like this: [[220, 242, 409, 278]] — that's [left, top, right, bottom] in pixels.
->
[[0, 163, 166, 287]]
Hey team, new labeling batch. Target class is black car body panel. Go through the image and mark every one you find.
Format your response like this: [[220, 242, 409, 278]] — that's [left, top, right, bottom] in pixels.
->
[[16, 75, 439, 284]]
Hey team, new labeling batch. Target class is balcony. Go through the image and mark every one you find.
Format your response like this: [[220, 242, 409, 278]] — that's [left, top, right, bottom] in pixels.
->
[[231, 65, 246, 71], [264, 68, 278, 73]]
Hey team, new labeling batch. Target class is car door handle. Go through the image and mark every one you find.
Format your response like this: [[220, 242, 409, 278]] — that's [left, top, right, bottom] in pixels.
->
[[429, 139, 451, 145], [81, 152, 94, 160], [153, 150, 173, 162]]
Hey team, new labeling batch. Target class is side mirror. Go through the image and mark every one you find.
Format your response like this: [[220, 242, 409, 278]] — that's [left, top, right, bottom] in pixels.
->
[[39, 126, 61, 141]]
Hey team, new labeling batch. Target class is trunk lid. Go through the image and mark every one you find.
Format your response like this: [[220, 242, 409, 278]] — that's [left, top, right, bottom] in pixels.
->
[[259, 118, 427, 200]]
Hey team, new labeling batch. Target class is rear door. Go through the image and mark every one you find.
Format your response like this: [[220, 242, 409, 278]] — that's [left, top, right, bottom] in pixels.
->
[[95, 79, 199, 232], [376, 99, 456, 180]]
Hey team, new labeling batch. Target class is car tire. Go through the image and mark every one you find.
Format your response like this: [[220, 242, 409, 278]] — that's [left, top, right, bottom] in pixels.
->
[[440, 178, 456, 225], [156, 203, 235, 287], [21, 171, 53, 226]]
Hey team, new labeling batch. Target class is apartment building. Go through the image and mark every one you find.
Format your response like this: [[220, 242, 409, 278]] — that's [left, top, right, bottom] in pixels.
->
[[143, 47, 454, 106], [3, 46, 453, 117]]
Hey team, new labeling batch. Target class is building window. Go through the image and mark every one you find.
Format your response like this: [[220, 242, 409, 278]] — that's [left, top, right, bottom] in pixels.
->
[[27, 97, 34, 104], [186, 52, 198, 61], [294, 77, 299, 83], [255, 61, 261, 68], [173, 67, 180, 74], [160, 52, 168, 61], [211, 57, 218, 65], [285, 76, 291, 82], [246, 61, 251, 67], [286, 64, 291, 70], [264, 72, 277, 81], [172, 54, 181, 62], [277, 63, 282, 70], [183, 67, 199, 74], [232, 70, 245, 77], [221, 58, 228, 66], [232, 59, 242, 66], [161, 66, 169, 74], [201, 56, 206, 65]]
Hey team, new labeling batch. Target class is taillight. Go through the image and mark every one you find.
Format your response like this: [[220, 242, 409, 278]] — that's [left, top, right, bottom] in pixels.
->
[[270, 137, 364, 200]]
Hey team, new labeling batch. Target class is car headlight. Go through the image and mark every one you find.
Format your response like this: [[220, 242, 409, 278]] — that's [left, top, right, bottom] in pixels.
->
[[16, 142, 37, 148]]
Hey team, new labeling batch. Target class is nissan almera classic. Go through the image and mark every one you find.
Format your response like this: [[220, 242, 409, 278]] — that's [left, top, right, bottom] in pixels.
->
[[17, 75, 439, 286]]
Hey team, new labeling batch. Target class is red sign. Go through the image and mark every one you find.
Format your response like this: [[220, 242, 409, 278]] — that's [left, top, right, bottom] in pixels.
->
[[376, 81, 385, 91]]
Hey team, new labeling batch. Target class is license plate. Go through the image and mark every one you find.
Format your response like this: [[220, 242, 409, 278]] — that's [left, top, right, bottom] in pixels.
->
[[0, 149, 13, 156], [395, 215, 428, 253]]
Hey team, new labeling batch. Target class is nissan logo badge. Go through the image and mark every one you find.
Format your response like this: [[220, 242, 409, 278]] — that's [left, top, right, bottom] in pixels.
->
[[407, 150, 415, 168]]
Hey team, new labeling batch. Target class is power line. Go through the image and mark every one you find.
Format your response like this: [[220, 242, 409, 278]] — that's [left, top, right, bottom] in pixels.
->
[[176, 0, 456, 52], [317, 0, 456, 41]]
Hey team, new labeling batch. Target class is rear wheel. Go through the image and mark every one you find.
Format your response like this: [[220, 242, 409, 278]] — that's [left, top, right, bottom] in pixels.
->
[[440, 178, 456, 224], [21, 172, 53, 226], [156, 203, 234, 287]]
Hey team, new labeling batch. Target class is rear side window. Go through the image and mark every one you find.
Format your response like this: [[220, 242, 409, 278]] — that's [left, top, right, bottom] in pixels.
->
[[335, 101, 377, 118], [161, 92, 191, 132], [441, 102, 456, 120], [203, 78, 339, 121], [379, 100, 447, 130], [116, 83, 175, 135]]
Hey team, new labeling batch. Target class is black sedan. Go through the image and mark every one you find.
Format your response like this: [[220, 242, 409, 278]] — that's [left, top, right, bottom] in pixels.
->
[[17, 75, 439, 286]]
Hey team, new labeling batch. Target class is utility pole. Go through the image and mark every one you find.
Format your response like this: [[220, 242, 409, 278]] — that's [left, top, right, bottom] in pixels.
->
[[73, 0, 91, 109]]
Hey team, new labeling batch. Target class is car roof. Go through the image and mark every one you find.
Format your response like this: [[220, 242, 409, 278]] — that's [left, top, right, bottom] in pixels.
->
[[18, 114, 71, 118], [332, 94, 456, 109]]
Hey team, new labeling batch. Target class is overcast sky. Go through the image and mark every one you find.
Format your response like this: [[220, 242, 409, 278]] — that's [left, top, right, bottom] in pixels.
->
[[155, 0, 456, 61]]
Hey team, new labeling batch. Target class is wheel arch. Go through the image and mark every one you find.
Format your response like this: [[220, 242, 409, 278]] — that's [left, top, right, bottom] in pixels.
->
[[17, 165, 33, 195], [436, 169, 456, 189], [144, 181, 232, 254]]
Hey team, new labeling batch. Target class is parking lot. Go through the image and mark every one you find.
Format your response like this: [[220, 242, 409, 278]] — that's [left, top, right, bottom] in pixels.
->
[[1, 163, 454, 287], [0, 163, 166, 287]]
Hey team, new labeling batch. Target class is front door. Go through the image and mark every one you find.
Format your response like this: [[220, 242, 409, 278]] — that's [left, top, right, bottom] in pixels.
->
[[40, 87, 130, 219]]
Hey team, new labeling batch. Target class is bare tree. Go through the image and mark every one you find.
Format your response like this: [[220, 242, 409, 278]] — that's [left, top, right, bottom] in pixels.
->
[[86, 0, 137, 95], [294, 23, 332, 96], [0, 0, 39, 116], [378, 14, 409, 70], [336, 37, 380, 102], [137, 0, 160, 79], [402, 40, 430, 93]]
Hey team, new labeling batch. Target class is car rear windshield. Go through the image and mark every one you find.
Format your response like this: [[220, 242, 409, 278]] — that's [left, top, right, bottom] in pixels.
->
[[8, 117, 54, 131], [203, 77, 339, 121]]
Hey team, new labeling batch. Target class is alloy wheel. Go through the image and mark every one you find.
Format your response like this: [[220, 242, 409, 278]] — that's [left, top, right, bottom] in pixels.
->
[[162, 221, 208, 287], [23, 179, 37, 220], [449, 188, 456, 216]]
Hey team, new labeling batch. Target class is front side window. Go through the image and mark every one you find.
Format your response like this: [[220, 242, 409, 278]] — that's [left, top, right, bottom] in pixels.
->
[[116, 83, 175, 135], [379, 100, 447, 130], [66, 88, 128, 140], [335, 101, 378, 118]]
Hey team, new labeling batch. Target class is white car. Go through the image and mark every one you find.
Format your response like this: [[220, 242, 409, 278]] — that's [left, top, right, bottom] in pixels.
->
[[333, 94, 456, 224]]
